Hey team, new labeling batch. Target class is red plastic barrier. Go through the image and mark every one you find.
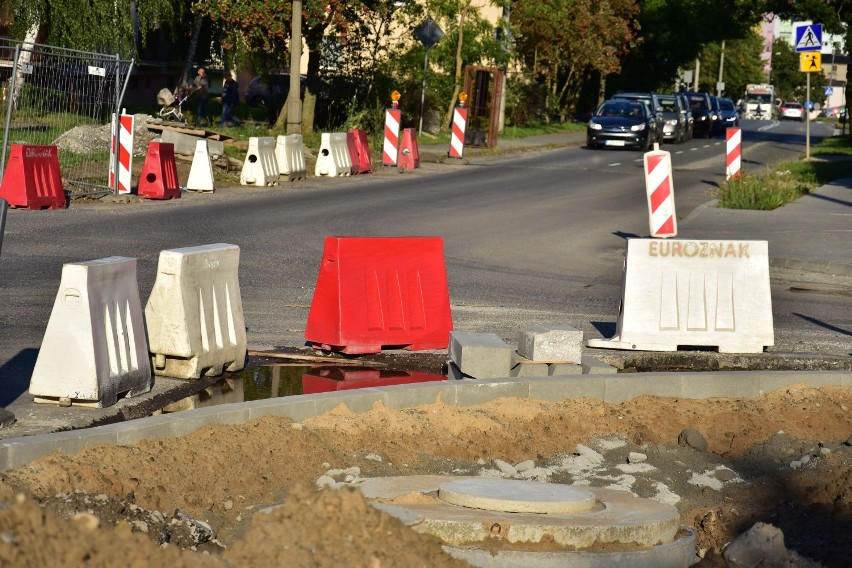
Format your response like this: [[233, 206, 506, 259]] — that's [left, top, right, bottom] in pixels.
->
[[138, 142, 180, 200], [305, 236, 453, 354], [347, 129, 374, 174], [398, 128, 420, 171], [302, 367, 446, 394], [0, 145, 66, 210]]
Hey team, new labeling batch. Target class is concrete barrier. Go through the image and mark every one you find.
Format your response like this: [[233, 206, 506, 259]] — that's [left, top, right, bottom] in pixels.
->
[[186, 140, 215, 192], [315, 132, 352, 177], [240, 136, 279, 186], [588, 239, 774, 353], [28, 257, 153, 407], [275, 134, 307, 181], [145, 244, 247, 379], [449, 332, 513, 379]]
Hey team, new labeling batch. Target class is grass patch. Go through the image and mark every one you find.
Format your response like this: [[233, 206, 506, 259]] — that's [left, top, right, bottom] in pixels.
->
[[718, 136, 852, 210], [501, 121, 586, 139]]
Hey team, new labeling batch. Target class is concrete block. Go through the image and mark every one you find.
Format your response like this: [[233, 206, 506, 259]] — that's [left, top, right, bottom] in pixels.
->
[[0, 428, 120, 471], [582, 356, 618, 375], [449, 331, 513, 379], [275, 134, 306, 181], [309, 389, 386, 415], [527, 377, 607, 402], [161, 129, 223, 157], [549, 363, 583, 376], [602, 374, 683, 403], [518, 325, 582, 362], [511, 361, 550, 377], [145, 244, 247, 379], [240, 136, 279, 186], [112, 414, 185, 445], [588, 239, 774, 353], [29, 257, 153, 408], [680, 372, 762, 400], [315, 132, 352, 177], [447, 362, 467, 380], [243, 397, 319, 423], [374, 382, 459, 408], [455, 379, 529, 406], [186, 140, 214, 192]]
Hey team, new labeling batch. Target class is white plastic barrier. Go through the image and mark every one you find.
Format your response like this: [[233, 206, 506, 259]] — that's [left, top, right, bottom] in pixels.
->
[[240, 136, 279, 186], [314, 132, 352, 177], [145, 243, 247, 379], [29, 257, 153, 407], [587, 239, 774, 354], [187, 139, 215, 192], [275, 134, 307, 181]]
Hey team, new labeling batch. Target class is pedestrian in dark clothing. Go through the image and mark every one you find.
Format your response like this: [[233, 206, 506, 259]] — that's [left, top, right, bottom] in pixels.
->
[[193, 67, 211, 127], [221, 74, 241, 127]]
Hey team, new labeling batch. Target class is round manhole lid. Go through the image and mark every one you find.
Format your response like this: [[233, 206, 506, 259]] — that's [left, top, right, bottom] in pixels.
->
[[438, 479, 597, 514]]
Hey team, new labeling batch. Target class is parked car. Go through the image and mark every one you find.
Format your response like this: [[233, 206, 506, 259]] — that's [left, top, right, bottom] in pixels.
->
[[779, 101, 805, 121], [657, 94, 688, 143], [611, 92, 665, 144], [717, 97, 739, 129], [683, 92, 714, 138], [587, 99, 657, 151]]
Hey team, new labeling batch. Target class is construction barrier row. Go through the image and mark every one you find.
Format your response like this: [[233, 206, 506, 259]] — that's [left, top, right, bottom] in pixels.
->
[[29, 244, 247, 407]]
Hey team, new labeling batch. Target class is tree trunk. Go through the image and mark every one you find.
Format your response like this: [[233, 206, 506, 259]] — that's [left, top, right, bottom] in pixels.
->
[[444, 3, 469, 129]]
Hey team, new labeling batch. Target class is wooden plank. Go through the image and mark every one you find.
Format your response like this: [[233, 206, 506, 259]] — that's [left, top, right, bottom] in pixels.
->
[[247, 350, 386, 366]]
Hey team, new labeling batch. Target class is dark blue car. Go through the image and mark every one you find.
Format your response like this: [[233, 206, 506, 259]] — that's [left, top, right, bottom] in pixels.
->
[[587, 100, 657, 151]]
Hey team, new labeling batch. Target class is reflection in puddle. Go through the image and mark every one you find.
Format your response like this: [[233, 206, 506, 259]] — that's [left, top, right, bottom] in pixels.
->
[[162, 366, 446, 412]]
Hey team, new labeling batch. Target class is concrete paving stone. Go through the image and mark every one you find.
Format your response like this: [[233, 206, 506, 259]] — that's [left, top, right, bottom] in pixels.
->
[[455, 378, 530, 406], [602, 374, 684, 403], [680, 372, 763, 400], [0, 428, 120, 472], [309, 388, 387, 415], [156, 403, 253, 437], [548, 363, 583, 376], [526, 377, 607, 402], [757, 371, 852, 394], [517, 325, 582, 362], [373, 381, 459, 409], [581, 356, 618, 375], [447, 361, 468, 381], [241, 396, 318, 422], [113, 413, 187, 446], [449, 331, 513, 379], [511, 361, 550, 377]]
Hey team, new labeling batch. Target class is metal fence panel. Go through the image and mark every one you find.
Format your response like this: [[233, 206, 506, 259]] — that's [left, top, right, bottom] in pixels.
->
[[1, 38, 133, 198]]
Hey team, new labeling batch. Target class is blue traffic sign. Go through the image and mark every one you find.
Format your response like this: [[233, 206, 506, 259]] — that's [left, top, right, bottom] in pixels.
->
[[824, 86, 834, 96], [795, 24, 822, 52]]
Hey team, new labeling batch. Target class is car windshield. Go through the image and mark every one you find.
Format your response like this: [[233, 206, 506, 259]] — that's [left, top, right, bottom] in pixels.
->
[[785, 103, 803, 109], [658, 97, 678, 112], [597, 102, 645, 118], [719, 99, 736, 110], [747, 94, 773, 104], [687, 96, 708, 110]]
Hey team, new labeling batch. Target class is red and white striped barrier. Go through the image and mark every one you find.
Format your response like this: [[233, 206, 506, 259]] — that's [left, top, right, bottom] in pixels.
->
[[383, 108, 401, 167], [449, 106, 468, 159], [643, 147, 677, 238], [109, 113, 134, 194], [726, 127, 741, 180]]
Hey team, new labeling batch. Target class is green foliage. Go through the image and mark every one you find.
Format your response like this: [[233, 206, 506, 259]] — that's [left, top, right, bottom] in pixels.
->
[[769, 38, 827, 103], [697, 33, 766, 98], [3, 0, 188, 58]]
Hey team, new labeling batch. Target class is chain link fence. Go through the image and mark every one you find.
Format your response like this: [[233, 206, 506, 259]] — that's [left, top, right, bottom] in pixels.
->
[[0, 38, 133, 198]]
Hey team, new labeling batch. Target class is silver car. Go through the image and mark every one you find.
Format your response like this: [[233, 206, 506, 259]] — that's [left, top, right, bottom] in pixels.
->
[[658, 94, 688, 143]]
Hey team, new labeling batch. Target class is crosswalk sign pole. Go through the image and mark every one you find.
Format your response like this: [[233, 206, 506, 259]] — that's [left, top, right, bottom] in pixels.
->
[[806, 71, 810, 160]]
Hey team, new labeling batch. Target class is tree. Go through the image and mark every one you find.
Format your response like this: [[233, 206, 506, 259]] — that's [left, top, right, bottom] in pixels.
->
[[697, 32, 766, 99], [2, 0, 188, 58], [512, 0, 641, 119], [769, 37, 827, 103]]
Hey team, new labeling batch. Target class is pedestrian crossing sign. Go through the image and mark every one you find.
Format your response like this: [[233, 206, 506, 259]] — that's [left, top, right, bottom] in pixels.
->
[[800, 52, 821, 73], [795, 24, 822, 52]]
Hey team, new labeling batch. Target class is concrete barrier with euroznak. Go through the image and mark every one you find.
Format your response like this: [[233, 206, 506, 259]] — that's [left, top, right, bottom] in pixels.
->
[[145, 244, 247, 379], [0, 145, 66, 210], [305, 236, 453, 354], [240, 137, 279, 187], [315, 133, 352, 177], [587, 239, 774, 354], [28, 257, 153, 408], [275, 134, 307, 181]]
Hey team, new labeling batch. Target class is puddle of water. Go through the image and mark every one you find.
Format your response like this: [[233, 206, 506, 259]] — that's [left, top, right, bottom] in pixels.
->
[[161, 366, 447, 413]]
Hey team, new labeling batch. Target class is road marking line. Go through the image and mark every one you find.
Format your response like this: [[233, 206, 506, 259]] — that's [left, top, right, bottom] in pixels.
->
[[609, 163, 621, 167]]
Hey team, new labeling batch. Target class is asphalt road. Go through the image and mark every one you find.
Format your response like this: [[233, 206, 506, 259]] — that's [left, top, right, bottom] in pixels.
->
[[0, 118, 847, 390]]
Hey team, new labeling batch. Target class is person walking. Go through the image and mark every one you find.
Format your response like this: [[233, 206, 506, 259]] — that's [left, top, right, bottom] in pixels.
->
[[192, 67, 211, 127], [221, 73, 241, 127]]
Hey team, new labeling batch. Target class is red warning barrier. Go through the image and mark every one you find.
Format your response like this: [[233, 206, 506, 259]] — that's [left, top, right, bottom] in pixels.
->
[[0, 145, 66, 210], [398, 128, 420, 171], [305, 236, 453, 354], [726, 127, 741, 180], [643, 148, 677, 238], [347, 129, 374, 174], [302, 367, 446, 394], [137, 142, 180, 200]]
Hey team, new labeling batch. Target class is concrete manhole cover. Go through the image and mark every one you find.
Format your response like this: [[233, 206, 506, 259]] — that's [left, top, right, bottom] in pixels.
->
[[438, 478, 597, 514]]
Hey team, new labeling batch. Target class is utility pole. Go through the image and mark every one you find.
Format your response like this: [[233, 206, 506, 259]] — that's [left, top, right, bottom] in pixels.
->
[[287, 0, 303, 134], [717, 40, 725, 97], [693, 57, 700, 91]]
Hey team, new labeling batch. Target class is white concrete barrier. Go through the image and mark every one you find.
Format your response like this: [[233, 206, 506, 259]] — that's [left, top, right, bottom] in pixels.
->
[[587, 239, 774, 353], [187, 139, 215, 192], [240, 136, 279, 186], [145, 244, 247, 379], [314, 132, 352, 177], [29, 257, 153, 408], [275, 134, 307, 181]]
